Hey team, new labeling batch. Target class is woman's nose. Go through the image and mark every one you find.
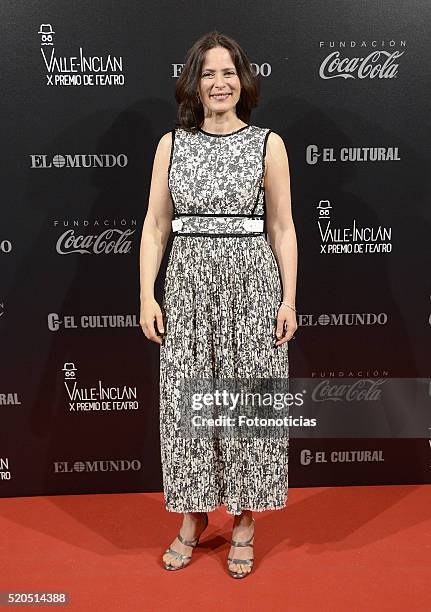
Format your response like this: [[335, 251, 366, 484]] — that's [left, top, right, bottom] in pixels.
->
[[214, 74, 225, 86]]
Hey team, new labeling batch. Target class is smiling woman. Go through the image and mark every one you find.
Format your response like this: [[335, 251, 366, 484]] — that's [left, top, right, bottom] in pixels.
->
[[139, 30, 297, 579], [172, 33, 260, 135]]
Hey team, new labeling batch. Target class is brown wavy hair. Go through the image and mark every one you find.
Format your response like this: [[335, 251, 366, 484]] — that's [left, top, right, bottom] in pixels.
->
[[174, 30, 260, 133]]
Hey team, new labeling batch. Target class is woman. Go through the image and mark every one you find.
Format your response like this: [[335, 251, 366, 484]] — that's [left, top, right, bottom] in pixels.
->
[[139, 31, 297, 579]]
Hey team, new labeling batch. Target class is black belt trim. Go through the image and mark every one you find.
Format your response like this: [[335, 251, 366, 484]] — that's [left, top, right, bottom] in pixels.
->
[[173, 213, 265, 218], [173, 232, 266, 238]]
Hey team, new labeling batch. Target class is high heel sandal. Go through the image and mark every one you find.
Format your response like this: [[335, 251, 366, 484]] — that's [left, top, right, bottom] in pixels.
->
[[227, 517, 255, 579], [163, 513, 209, 571]]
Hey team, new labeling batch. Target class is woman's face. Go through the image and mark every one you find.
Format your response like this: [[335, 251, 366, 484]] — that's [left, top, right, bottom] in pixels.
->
[[198, 46, 242, 116]]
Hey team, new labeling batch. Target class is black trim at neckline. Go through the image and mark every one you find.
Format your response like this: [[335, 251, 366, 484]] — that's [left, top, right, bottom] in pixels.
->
[[198, 124, 251, 137]]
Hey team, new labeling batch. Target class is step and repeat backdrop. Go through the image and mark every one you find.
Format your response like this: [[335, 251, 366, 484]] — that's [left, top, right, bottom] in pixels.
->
[[1, 1, 430, 497]]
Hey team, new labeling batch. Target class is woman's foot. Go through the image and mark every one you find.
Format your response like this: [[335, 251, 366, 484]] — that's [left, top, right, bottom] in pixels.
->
[[227, 511, 255, 577], [162, 512, 208, 570]]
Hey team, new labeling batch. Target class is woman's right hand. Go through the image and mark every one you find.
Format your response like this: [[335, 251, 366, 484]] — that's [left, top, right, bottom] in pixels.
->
[[140, 297, 165, 345]]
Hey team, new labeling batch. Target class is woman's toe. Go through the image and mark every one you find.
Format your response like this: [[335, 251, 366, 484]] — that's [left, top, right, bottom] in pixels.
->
[[164, 552, 176, 567]]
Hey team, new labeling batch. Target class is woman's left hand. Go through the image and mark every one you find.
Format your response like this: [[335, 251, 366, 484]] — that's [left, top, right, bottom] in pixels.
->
[[274, 305, 297, 346]]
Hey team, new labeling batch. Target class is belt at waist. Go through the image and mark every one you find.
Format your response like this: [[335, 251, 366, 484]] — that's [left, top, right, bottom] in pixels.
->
[[171, 214, 265, 236]]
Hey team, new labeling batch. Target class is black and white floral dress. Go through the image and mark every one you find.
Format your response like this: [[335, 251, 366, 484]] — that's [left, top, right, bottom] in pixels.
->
[[159, 124, 289, 515]]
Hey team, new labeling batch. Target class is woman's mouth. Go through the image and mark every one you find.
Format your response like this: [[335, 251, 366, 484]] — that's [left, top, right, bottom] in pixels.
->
[[210, 93, 231, 101]]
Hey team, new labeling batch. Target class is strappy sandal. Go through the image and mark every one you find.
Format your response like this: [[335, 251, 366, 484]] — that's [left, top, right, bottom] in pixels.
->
[[227, 517, 255, 579], [163, 513, 209, 571]]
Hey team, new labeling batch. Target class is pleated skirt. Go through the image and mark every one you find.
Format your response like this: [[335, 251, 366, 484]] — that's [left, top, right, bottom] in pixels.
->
[[159, 235, 289, 515]]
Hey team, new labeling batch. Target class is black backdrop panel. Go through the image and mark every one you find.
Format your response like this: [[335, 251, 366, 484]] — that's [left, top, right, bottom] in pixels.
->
[[1, 1, 430, 496]]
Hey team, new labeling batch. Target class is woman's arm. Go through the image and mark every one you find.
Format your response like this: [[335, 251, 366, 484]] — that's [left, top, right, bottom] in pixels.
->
[[139, 131, 174, 343], [264, 131, 298, 345]]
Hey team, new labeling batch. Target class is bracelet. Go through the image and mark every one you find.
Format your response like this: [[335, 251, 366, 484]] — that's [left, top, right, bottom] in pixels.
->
[[280, 301, 297, 312]]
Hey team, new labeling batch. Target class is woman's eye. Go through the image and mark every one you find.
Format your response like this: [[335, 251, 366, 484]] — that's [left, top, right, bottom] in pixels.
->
[[202, 72, 235, 77]]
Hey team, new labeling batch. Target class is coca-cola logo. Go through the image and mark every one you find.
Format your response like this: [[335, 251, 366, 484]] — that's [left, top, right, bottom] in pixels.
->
[[319, 50, 404, 80], [56, 228, 134, 254], [311, 379, 386, 402]]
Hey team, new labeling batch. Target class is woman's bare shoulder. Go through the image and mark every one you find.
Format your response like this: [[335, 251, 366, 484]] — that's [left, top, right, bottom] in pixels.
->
[[267, 130, 287, 150], [266, 130, 289, 163], [153, 131, 175, 165], [263, 130, 289, 181], [158, 130, 174, 146]]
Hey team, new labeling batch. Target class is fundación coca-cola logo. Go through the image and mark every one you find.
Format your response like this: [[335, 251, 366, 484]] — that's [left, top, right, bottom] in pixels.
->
[[318, 40, 406, 80], [38, 23, 125, 87], [30, 153, 128, 169], [317, 200, 392, 255], [53, 219, 136, 255], [311, 378, 386, 402]]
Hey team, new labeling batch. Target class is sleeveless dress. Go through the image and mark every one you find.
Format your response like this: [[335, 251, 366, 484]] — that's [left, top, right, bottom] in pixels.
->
[[159, 124, 289, 515]]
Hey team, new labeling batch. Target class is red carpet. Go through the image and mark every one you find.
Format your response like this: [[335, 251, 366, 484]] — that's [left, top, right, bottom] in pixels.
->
[[1, 486, 430, 611]]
